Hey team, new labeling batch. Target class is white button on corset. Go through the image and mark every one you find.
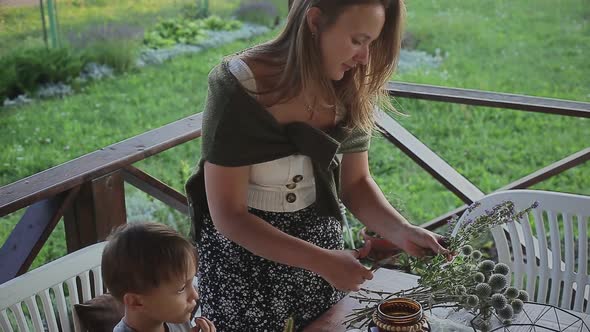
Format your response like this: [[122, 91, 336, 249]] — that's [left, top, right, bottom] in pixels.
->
[[248, 155, 316, 212]]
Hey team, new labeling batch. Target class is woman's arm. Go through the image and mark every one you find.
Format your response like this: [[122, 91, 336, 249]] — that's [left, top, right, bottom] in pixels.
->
[[340, 152, 447, 257], [204, 161, 373, 290]]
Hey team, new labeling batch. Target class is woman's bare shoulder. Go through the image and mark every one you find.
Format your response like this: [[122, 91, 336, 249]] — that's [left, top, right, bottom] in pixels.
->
[[239, 56, 274, 81], [238, 55, 283, 105]]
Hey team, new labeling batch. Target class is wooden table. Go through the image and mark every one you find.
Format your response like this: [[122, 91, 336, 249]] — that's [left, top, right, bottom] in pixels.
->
[[305, 269, 590, 332], [304, 269, 418, 331]]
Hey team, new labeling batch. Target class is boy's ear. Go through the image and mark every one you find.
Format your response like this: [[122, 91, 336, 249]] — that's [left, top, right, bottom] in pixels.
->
[[122, 293, 144, 309]]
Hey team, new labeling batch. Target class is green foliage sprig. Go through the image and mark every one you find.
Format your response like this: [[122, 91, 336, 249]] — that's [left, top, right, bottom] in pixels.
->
[[344, 200, 538, 331]]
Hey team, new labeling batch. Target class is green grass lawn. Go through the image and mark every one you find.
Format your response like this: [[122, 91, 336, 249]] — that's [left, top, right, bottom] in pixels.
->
[[1, 0, 589, 268], [0, 0, 199, 54], [379, 0, 590, 222]]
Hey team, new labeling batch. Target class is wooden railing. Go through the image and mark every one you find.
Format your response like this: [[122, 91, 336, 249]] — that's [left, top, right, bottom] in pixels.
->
[[383, 82, 590, 229], [1, 82, 588, 284]]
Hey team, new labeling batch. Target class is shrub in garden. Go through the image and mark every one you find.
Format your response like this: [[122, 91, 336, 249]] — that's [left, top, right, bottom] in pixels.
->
[[234, 1, 279, 27], [83, 39, 139, 73], [182, 1, 210, 20], [0, 46, 84, 101], [0, 60, 19, 101], [0, 39, 142, 102]]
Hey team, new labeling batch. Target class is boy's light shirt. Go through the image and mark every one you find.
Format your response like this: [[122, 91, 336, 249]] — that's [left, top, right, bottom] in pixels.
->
[[113, 319, 192, 332]]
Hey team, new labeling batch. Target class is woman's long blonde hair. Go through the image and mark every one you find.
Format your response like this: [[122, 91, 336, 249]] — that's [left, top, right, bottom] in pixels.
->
[[241, 0, 405, 132]]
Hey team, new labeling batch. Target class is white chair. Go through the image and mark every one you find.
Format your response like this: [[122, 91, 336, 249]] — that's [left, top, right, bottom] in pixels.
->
[[0, 242, 106, 332], [0, 240, 201, 332], [453, 190, 590, 314]]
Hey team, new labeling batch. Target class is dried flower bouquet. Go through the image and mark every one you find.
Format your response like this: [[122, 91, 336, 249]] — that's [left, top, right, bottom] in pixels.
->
[[345, 200, 538, 331]]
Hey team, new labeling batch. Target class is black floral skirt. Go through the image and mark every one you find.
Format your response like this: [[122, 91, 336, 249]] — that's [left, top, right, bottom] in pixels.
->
[[196, 205, 346, 332]]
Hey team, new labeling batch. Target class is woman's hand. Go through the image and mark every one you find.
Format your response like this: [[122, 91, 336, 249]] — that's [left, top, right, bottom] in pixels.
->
[[192, 317, 216, 332], [313, 242, 373, 292], [339, 152, 451, 261], [388, 224, 450, 259]]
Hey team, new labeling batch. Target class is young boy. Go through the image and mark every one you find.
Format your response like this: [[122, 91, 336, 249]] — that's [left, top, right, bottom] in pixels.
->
[[101, 222, 216, 332]]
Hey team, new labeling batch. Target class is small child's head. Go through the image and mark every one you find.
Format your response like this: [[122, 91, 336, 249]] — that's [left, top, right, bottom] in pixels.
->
[[101, 222, 198, 324]]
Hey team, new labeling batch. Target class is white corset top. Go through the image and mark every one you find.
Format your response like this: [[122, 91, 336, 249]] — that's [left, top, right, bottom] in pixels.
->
[[228, 57, 318, 212]]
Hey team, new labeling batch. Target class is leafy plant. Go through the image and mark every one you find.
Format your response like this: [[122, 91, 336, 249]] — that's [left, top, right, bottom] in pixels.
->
[[0, 59, 19, 101], [82, 39, 139, 73], [0, 46, 85, 101], [182, 0, 210, 20], [0, 37, 143, 102], [144, 18, 206, 48], [202, 15, 242, 31], [143, 16, 241, 49]]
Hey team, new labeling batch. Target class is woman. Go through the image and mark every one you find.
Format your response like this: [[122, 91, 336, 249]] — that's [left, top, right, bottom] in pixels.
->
[[185, 0, 448, 330]]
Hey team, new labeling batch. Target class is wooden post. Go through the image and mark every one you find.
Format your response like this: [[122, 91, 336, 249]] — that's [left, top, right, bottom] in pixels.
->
[[38, 0, 49, 49], [46, 0, 60, 48], [0, 189, 79, 284], [63, 171, 126, 253]]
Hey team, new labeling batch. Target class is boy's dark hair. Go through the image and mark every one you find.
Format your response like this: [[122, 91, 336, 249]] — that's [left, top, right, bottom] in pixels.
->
[[101, 222, 197, 302]]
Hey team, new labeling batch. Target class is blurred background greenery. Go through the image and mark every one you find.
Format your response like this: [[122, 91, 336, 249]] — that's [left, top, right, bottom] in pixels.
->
[[0, 0, 588, 269]]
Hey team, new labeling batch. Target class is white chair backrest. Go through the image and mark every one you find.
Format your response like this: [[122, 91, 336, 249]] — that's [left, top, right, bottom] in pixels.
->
[[0, 242, 106, 332], [453, 190, 590, 314]]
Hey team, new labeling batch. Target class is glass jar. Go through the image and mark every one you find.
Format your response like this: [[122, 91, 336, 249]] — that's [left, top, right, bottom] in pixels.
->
[[371, 297, 430, 332]]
